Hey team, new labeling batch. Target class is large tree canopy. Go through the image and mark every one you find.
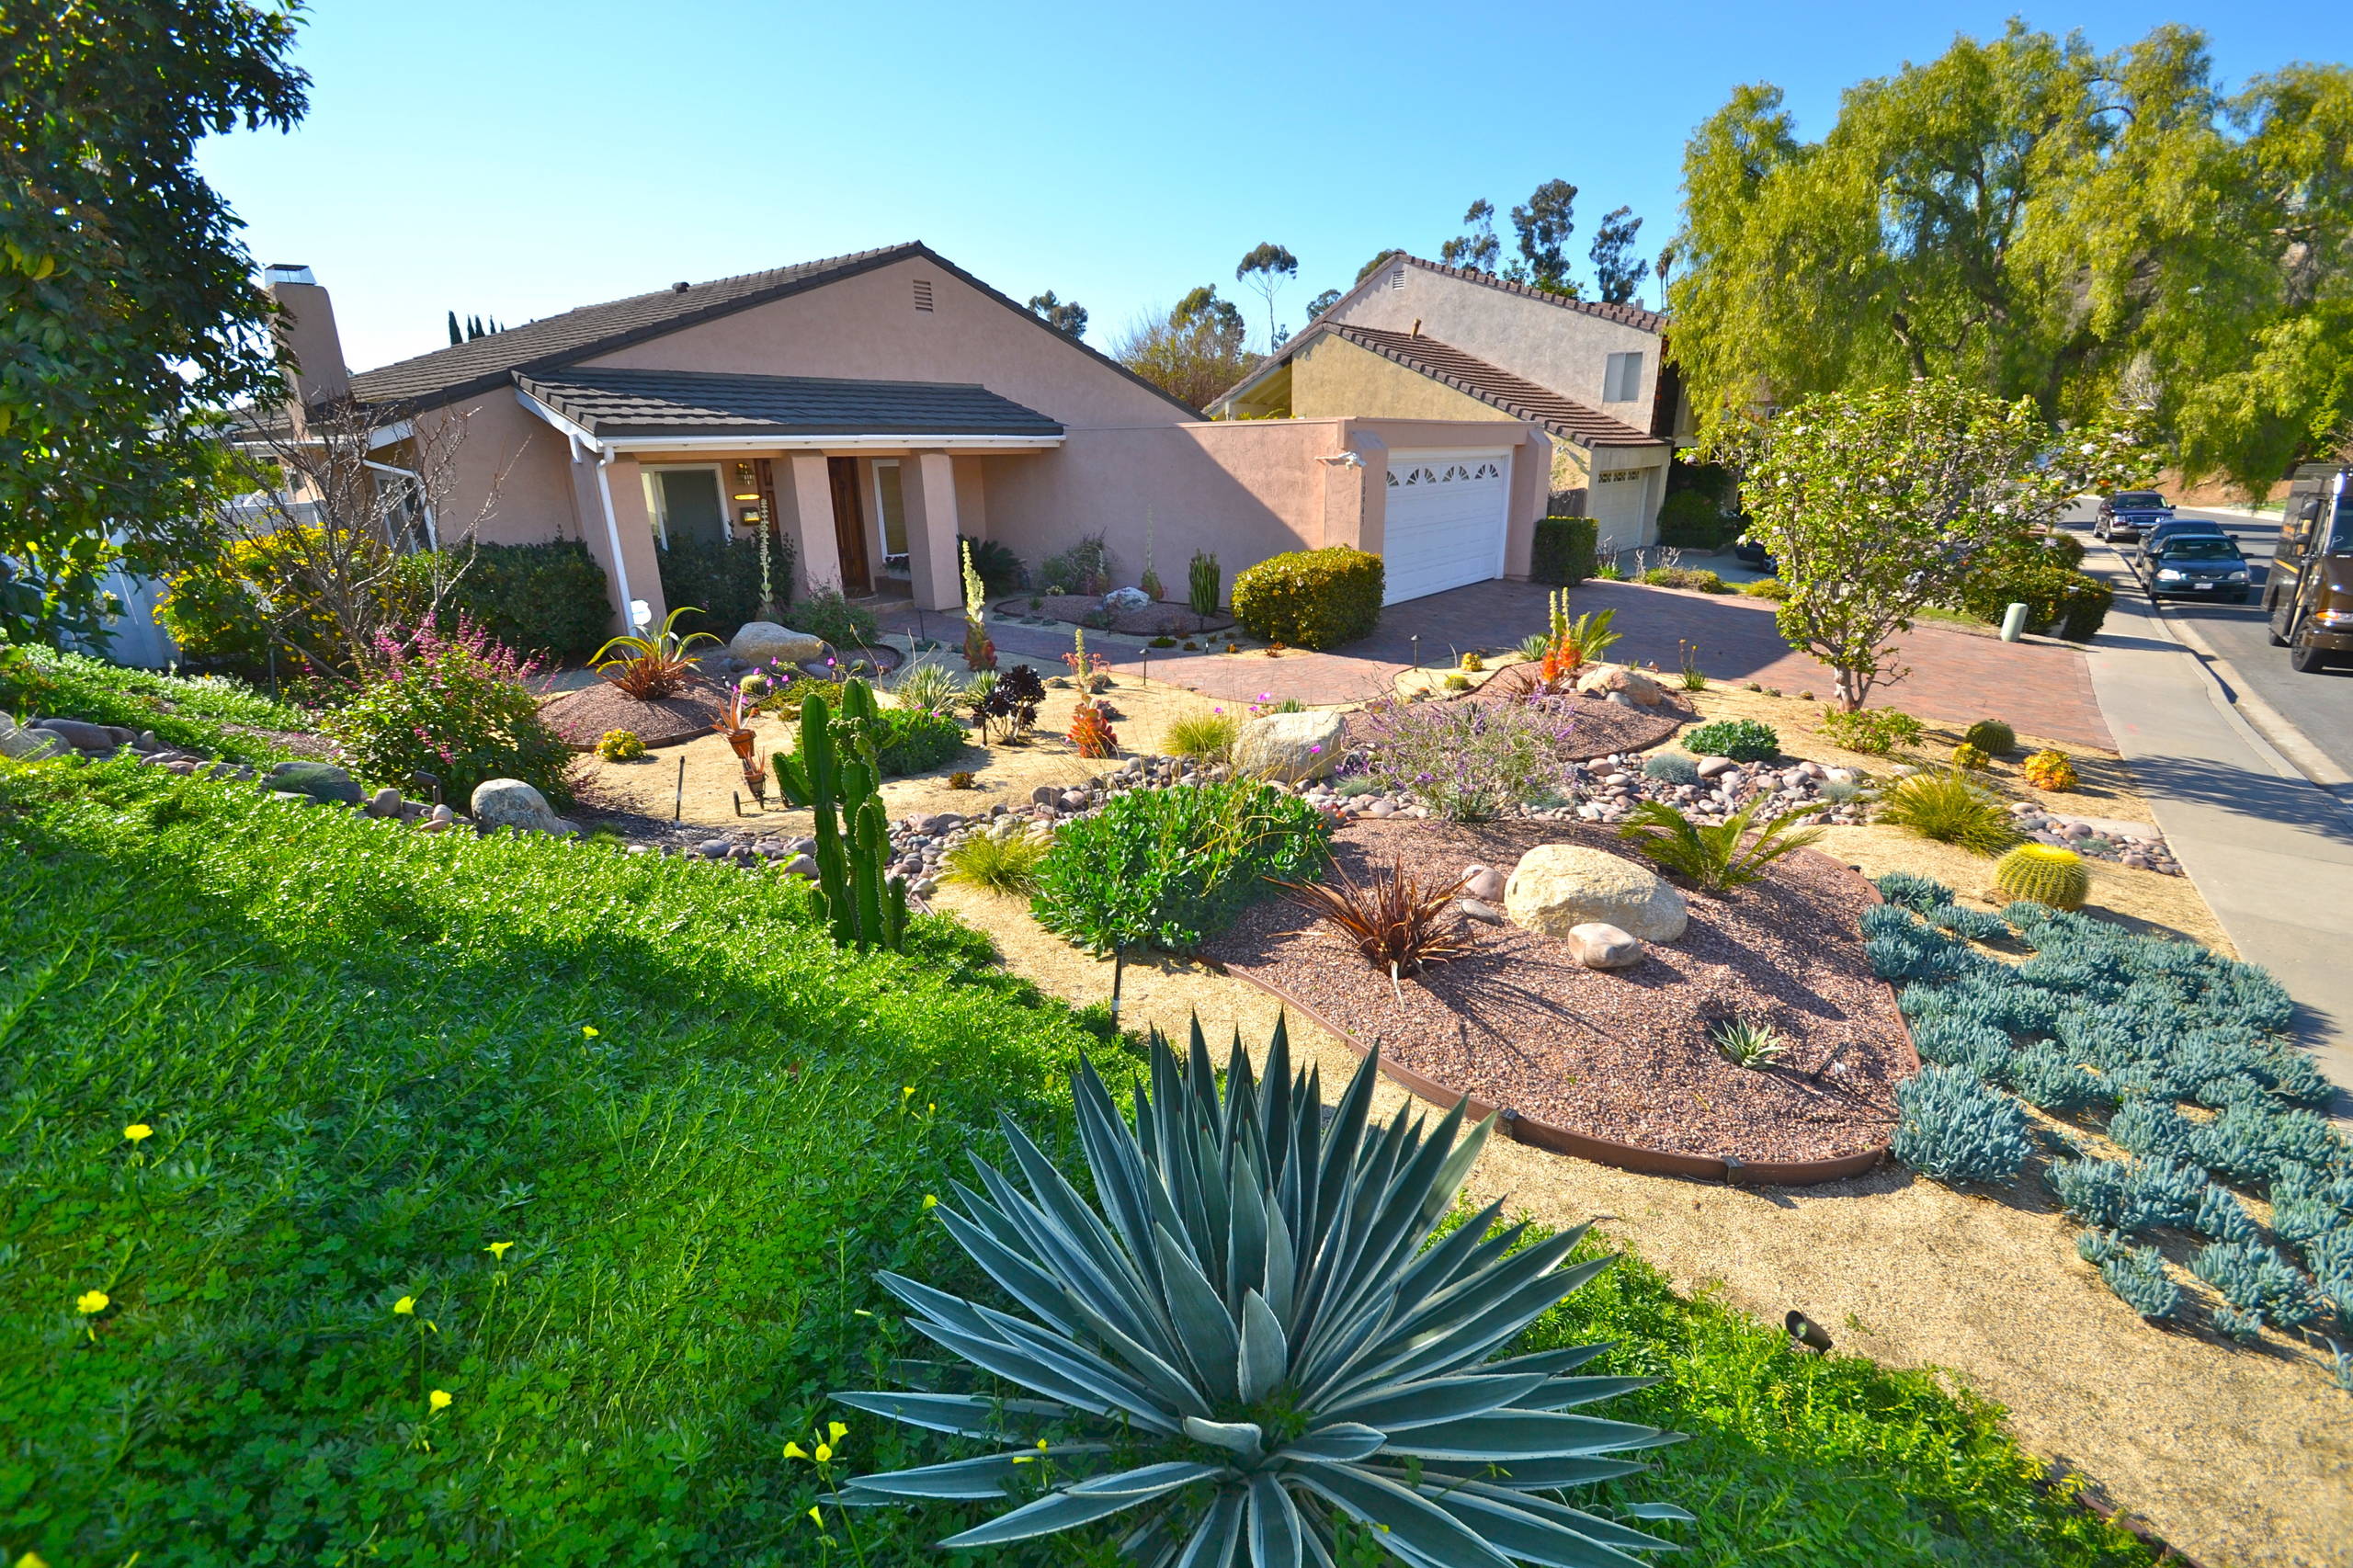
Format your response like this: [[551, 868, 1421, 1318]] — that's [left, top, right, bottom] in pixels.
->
[[1668, 22, 2353, 493], [0, 0, 308, 642]]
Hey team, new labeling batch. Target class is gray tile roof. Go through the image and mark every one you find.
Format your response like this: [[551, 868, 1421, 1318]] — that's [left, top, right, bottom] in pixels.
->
[[1324, 325, 1660, 448], [516, 369, 1063, 440], [1401, 254, 1668, 333]]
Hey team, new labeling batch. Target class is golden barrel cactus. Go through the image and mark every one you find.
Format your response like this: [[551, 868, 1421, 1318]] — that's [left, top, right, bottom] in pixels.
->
[[1995, 843, 2090, 910], [2022, 749, 2078, 790]]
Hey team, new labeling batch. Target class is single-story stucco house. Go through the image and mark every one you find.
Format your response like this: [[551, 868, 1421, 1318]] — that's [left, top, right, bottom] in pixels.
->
[[1211, 254, 1689, 561], [259, 243, 1560, 635]]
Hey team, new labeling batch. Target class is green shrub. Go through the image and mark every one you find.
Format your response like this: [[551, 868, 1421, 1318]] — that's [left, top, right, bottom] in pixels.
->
[[320, 619, 574, 808], [870, 708, 965, 776], [1874, 870, 1957, 913], [1531, 516, 1598, 585], [1819, 706, 1925, 756], [434, 541, 615, 663], [2192, 1241, 2324, 1329], [595, 728, 645, 761], [1739, 575, 1790, 600], [1893, 1065, 2034, 1184], [0, 645, 302, 765], [1875, 772, 2021, 856], [1360, 695, 1579, 820], [940, 830, 1047, 894], [1039, 530, 1114, 595], [956, 533, 1024, 592], [1657, 488, 1736, 549], [1230, 545, 1382, 649], [1957, 561, 2113, 642], [1682, 717, 1779, 761], [1643, 749, 1700, 784], [653, 530, 797, 642], [1031, 778, 1329, 952], [791, 587, 881, 651], [2077, 1233, 2182, 1319], [1963, 718, 2018, 756]]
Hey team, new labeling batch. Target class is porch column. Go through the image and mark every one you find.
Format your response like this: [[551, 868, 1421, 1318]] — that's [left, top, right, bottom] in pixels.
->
[[905, 449, 962, 612], [785, 453, 842, 596]]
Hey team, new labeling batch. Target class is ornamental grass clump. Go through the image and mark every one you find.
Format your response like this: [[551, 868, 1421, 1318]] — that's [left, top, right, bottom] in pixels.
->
[[832, 1022, 1691, 1563], [941, 832, 1049, 896], [1163, 710, 1239, 761], [1872, 771, 2020, 856], [1359, 695, 1577, 822]]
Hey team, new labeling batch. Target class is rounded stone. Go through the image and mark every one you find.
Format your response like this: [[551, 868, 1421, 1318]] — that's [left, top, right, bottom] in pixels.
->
[[1504, 846, 1688, 943], [1461, 865, 1506, 903], [729, 621, 825, 665], [1574, 664, 1667, 706], [472, 778, 567, 835], [1233, 708, 1346, 783], [1566, 922, 1645, 970]]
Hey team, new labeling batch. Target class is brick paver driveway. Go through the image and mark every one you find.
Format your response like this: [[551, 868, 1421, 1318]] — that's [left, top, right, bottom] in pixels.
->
[[906, 579, 2115, 750]]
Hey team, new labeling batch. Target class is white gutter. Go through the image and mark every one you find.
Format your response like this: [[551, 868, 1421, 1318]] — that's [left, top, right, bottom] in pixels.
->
[[588, 441, 634, 622]]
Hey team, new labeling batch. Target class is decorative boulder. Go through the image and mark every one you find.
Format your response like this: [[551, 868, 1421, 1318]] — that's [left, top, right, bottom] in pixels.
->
[[267, 760, 363, 807], [1461, 864, 1506, 903], [28, 717, 136, 752], [471, 778, 576, 836], [1233, 709, 1346, 783], [1504, 846, 1688, 943], [730, 621, 825, 665], [1574, 664, 1666, 706], [0, 712, 64, 761], [1566, 922, 1644, 970]]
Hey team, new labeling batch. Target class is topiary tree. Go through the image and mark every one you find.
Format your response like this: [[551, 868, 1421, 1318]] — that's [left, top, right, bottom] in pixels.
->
[[1723, 378, 2147, 710]]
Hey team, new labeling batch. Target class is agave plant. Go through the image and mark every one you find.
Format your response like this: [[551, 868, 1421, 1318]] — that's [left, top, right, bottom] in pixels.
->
[[833, 1021, 1690, 1563]]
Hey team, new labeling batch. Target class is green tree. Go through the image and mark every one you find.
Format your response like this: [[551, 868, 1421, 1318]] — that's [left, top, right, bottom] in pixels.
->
[[1590, 204, 1644, 304], [446, 308, 461, 346], [1668, 22, 2353, 493], [1302, 287, 1342, 322], [1440, 199, 1499, 273], [1510, 178, 1579, 291], [0, 0, 310, 643], [1025, 289, 1088, 338], [1732, 378, 2146, 710], [1354, 246, 1405, 283], [1114, 290, 1254, 409], [1233, 241, 1298, 352]]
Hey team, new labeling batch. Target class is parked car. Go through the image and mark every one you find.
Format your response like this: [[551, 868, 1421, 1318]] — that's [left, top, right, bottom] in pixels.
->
[[1732, 536, 1776, 574], [2266, 462, 2353, 674], [2095, 490, 2174, 542], [2133, 533, 2252, 602]]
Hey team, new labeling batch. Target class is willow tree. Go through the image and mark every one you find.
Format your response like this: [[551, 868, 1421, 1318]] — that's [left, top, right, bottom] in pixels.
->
[[1667, 22, 2353, 494]]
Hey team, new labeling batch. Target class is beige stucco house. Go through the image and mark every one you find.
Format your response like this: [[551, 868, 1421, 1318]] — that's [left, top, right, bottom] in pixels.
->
[[1212, 254, 1688, 562], [262, 243, 1557, 634]]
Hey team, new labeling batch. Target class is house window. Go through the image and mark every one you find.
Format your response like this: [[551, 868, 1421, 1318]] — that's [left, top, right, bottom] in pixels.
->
[[873, 460, 908, 560], [1603, 352, 1644, 403], [642, 465, 726, 549], [913, 278, 935, 312]]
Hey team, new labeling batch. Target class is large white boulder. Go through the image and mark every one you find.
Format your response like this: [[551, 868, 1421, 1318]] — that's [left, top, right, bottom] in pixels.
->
[[471, 778, 577, 837], [1505, 845, 1687, 942], [1233, 709, 1346, 783], [1574, 664, 1667, 706], [731, 621, 825, 665]]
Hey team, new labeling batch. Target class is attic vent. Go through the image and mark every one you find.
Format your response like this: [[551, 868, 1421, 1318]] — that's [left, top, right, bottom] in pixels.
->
[[1389, 268, 1405, 290], [913, 278, 935, 312]]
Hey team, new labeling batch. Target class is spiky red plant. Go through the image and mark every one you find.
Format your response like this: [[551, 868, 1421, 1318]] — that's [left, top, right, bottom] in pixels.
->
[[1068, 698, 1118, 758], [1280, 861, 1475, 994]]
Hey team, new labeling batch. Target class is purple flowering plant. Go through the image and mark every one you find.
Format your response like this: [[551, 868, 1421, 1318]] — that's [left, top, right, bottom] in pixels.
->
[[1360, 693, 1578, 821], [323, 616, 576, 808]]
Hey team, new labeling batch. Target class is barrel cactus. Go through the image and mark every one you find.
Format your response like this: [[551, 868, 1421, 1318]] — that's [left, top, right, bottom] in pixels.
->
[[833, 1021, 1691, 1562], [1995, 844, 2090, 911], [2022, 749, 2078, 790], [1962, 718, 2016, 755]]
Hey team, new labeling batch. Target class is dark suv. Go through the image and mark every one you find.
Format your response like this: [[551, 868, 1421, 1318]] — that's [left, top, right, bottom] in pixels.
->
[[2267, 463, 2353, 674], [2096, 490, 2174, 542], [2135, 533, 2251, 601]]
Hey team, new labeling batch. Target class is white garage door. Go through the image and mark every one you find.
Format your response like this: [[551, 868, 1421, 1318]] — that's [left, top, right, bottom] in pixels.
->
[[1590, 467, 1654, 557], [1381, 449, 1512, 604]]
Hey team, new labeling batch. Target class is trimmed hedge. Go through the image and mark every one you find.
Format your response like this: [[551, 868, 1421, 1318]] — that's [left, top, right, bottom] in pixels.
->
[[442, 541, 613, 663], [1956, 560, 2113, 642], [1531, 516, 1598, 585], [1656, 490, 1738, 550], [1230, 545, 1382, 649]]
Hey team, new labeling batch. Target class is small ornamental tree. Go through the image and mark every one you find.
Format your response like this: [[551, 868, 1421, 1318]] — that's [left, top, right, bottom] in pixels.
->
[[1728, 378, 2145, 710]]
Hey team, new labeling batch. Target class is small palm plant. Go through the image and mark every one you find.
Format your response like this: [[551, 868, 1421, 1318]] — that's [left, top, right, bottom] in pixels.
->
[[1617, 798, 1825, 894], [833, 1021, 1689, 1562], [590, 607, 720, 699]]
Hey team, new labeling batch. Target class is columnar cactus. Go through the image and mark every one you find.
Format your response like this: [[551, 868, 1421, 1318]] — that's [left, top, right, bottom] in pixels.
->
[[1994, 843, 2090, 911], [771, 678, 908, 951]]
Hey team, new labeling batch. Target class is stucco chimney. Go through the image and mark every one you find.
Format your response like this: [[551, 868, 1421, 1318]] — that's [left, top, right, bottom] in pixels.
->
[[261, 263, 350, 411]]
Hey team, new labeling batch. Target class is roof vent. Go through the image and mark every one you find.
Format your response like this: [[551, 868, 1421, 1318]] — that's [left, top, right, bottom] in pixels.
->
[[913, 278, 935, 312], [261, 263, 315, 285], [673, 280, 690, 293], [1389, 268, 1405, 290]]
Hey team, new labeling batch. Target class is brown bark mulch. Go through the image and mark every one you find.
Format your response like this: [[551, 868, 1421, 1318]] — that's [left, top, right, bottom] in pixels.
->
[[1202, 819, 1906, 1165], [996, 596, 1234, 636], [540, 676, 729, 750]]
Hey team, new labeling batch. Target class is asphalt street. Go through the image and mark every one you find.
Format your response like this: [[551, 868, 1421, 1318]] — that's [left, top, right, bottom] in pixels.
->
[[2064, 501, 2353, 785]]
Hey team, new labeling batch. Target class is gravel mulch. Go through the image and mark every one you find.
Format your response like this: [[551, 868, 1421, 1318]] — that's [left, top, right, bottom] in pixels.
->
[[1202, 818, 1907, 1165], [995, 596, 1234, 636], [540, 676, 730, 750]]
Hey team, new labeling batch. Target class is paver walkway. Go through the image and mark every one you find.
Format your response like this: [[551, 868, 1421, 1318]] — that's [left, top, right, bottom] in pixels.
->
[[909, 581, 2112, 748]]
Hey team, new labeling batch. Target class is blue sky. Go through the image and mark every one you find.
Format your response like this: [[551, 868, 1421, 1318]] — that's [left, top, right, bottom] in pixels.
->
[[199, 0, 2350, 376]]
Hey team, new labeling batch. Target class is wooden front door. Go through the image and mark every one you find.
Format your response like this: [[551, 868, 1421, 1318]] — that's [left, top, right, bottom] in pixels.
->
[[827, 457, 870, 596]]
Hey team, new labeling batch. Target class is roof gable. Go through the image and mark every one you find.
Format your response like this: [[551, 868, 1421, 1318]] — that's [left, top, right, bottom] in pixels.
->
[[1398, 254, 1667, 334], [1285, 324, 1657, 448]]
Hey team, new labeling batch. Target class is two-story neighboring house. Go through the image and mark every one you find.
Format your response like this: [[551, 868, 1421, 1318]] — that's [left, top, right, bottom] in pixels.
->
[[1213, 255, 1688, 581]]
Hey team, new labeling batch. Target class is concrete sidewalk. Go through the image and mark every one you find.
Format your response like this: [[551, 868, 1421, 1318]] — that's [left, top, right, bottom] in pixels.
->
[[2082, 585, 2353, 1096]]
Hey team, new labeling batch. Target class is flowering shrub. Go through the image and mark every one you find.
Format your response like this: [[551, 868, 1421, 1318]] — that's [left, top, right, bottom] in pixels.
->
[[323, 619, 574, 807], [2023, 749, 2079, 790], [1361, 695, 1578, 821]]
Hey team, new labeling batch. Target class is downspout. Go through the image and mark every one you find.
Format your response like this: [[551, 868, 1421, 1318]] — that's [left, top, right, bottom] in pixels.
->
[[589, 442, 634, 622], [361, 457, 437, 550]]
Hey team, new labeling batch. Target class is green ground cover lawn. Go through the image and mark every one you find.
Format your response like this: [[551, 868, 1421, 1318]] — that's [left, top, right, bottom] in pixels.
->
[[0, 744, 2157, 1566], [1, 647, 306, 764]]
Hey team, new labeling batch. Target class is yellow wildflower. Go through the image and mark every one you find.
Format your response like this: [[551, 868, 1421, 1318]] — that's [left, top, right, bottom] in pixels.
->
[[1036, 1438, 1049, 1451], [921, 1194, 938, 1210], [75, 1290, 108, 1315], [582, 1025, 598, 1037], [806, 1506, 822, 1527], [428, 1389, 452, 1411], [123, 1123, 153, 1143], [783, 1441, 808, 1460], [827, 1420, 847, 1444], [18, 1551, 53, 1568], [393, 1296, 415, 1316], [485, 1242, 514, 1260], [814, 1443, 832, 1463]]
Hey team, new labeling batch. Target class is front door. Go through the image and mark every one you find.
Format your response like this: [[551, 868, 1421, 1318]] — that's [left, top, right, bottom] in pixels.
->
[[828, 457, 871, 596]]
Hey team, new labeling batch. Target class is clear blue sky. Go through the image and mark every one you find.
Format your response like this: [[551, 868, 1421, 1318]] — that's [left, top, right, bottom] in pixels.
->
[[198, 0, 2351, 376]]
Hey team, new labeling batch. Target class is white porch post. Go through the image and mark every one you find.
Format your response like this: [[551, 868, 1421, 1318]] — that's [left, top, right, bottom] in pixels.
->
[[786, 453, 842, 596], [905, 450, 963, 612]]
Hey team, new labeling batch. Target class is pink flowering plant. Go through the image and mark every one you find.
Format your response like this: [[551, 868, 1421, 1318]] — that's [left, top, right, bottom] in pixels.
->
[[1361, 694, 1578, 821], [323, 618, 576, 808]]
